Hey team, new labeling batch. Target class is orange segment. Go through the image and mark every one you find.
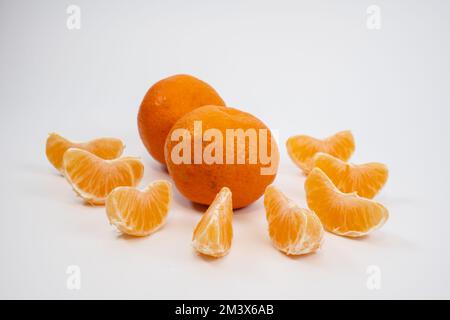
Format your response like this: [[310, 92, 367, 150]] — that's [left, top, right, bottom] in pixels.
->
[[106, 180, 172, 236], [63, 148, 144, 205], [286, 130, 355, 174], [312, 153, 388, 199], [192, 187, 233, 258], [46, 133, 124, 172], [264, 186, 323, 255], [305, 168, 389, 237]]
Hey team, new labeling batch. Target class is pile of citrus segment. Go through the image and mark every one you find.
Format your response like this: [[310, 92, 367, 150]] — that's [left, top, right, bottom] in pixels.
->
[[46, 133, 171, 236], [45, 74, 390, 259], [287, 131, 389, 238]]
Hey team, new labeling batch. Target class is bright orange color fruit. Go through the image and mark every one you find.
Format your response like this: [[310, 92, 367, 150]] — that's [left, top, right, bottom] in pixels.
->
[[46, 133, 124, 173], [305, 168, 389, 237], [106, 180, 172, 236], [264, 185, 323, 255], [164, 105, 279, 209], [286, 130, 355, 174], [63, 148, 144, 205], [138, 74, 225, 165], [312, 153, 388, 199], [192, 187, 233, 258]]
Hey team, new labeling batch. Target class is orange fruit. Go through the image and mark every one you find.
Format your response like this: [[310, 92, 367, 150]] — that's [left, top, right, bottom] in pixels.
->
[[192, 187, 233, 258], [312, 152, 388, 199], [305, 168, 389, 237], [286, 130, 355, 174], [106, 180, 172, 236], [264, 185, 323, 255], [138, 74, 225, 165], [63, 148, 144, 205], [46, 133, 124, 173], [164, 105, 279, 209]]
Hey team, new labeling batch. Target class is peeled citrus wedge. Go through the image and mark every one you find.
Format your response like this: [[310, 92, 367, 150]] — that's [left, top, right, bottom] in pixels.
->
[[305, 168, 389, 237], [192, 187, 233, 258], [286, 130, 355, 174], [106, 180, 172, 236], [312, 153, 388, 199], [46, 133, 124, 172], [63, 148, 144, 205], [264, 185, 323, 255]]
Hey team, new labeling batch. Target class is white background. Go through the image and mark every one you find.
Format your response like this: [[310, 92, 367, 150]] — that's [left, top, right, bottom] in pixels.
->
[[1, 0, 450, 299]]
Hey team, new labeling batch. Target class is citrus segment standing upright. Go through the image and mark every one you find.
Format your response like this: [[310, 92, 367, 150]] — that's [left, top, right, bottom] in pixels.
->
[[192, 187, 233, 258], [264, 185, 324, 255], [106, 180, 172, 236]]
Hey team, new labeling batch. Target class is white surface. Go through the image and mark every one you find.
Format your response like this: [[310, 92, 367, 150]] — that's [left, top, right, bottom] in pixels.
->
[[1, 0, 450, 299]]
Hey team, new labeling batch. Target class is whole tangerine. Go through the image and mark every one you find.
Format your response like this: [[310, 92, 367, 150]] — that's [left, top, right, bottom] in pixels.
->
[[138, 74, 225, 165], [164, 105, 279, 209]]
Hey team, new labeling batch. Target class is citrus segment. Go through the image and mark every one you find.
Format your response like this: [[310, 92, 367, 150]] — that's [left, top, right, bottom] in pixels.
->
[[312, 153, 388, 199], [286, 130, 355, 174], [63, 148, 144, 205], [264, 186, 323, 255], [192, 187, 233, 258], [305, 168, 389, 237], [106, 180, 172, 236], [46, 133, 124, 172]]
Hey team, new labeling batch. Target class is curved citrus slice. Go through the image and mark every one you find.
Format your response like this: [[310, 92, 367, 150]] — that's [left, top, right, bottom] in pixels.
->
[[264, 185, 323, 255], [305, 168, 389, 237], [312, 153, 388, 199], [192, 187, 233, 258], [106, 180, 172, 236], [63, 148, 144, 205], [286, 130, 355, 174], [46, 133, 124, 172]]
